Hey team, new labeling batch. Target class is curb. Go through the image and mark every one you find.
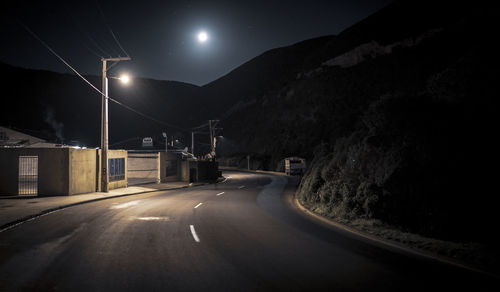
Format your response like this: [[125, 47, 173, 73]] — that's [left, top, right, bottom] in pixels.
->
[[293, 195, 498, 279], [0, 182, 209, 233]]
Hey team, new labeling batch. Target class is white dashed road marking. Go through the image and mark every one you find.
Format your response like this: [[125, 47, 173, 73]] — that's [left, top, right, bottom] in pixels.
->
[[194, 203, 203, 209], [190, 225, 200, 242], [216, 192, 225, 196], [111, 200, 141, 209]]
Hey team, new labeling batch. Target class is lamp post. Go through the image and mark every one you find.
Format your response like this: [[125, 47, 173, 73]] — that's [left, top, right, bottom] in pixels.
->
[[208, 119, 219, 159], [162, 132, 167, 152], [101, 56, 130, 192], [191, 131, 194, 155]]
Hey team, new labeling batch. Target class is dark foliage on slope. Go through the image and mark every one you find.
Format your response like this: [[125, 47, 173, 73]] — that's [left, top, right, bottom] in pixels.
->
[[219, 0, 500, 243]]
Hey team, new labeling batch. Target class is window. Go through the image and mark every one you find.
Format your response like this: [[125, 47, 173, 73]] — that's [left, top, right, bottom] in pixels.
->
[[0, 131, 7, 141], [109, 158, 125, 182]]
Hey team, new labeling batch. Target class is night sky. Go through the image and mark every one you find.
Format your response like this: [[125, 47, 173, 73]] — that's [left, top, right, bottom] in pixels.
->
[[0, 0, 392, 85]]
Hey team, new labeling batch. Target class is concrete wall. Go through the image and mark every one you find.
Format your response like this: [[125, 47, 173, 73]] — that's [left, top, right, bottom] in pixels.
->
[[0, 149, 18, 195], [0, 148, 128, 196], [68, 148, 97, 195], [180, 160, 189, 182], [108, 150, 128, 190], [0, 148, 69, 196], [95, 149, 128, 191], [159, 152, 189, 183]]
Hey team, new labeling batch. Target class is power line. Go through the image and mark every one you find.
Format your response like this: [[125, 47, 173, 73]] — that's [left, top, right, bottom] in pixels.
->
[[109, 136, 141, 147], [81, 42, 102, 58], [61, 2, 110, 58], [191, 122, 209, 130], [95, 0, 129, 57], [19, 22, 187, 132]]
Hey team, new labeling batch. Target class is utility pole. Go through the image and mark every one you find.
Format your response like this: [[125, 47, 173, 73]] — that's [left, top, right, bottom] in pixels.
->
[[101, 56, 130, 192], [191, 131, 194, 155], [163, 132, 167, 152], [208, 119, 219, 159], [209, 120, 213, 156]]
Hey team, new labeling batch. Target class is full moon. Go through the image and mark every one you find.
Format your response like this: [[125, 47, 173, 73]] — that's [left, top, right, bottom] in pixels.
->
[[197, 31, 208, 43]]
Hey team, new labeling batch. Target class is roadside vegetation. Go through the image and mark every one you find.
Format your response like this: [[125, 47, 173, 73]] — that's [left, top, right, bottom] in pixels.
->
[[296, 59, 499, 272], [219, 3, 500, 273]]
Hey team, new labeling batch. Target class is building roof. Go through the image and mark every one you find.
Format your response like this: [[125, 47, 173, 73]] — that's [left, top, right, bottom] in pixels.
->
[[0, 126, 53, 148]]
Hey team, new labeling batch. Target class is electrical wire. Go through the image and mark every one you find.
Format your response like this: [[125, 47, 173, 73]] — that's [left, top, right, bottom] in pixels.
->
[[109, 137, 141, 147], [81, 42, 102, 59], [19, 22, 187, 132], [61, 2, 110, 58], [95, 0, 130, 57], [191, 122, 209, 130]]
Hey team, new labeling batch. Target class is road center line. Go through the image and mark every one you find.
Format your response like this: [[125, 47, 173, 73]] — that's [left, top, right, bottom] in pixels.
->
[[194, 202, 203, 209], [216, 192, 225, 196], [238, 185, 245, 189], [190, 225, 200, 242]]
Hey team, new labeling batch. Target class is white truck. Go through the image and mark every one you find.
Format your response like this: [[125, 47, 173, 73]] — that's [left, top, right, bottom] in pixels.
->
[[285, 157, 306, 176]]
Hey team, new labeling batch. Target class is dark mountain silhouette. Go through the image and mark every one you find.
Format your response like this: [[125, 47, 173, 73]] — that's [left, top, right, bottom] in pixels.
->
[[0, 35, 336, 150], [0, 61, 200, 148], [213, 0, 500, 250]]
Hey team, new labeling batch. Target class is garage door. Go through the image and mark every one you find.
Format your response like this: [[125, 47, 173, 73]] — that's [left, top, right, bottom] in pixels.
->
[[127, 152, 159, 185]]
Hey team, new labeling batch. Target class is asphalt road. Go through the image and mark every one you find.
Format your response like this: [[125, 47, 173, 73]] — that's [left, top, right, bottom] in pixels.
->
[[0, 171, 497, 291]]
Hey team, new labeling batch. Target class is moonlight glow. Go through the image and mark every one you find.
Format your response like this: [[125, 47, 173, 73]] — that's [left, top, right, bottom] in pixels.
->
[[197, 31, 208, 43]]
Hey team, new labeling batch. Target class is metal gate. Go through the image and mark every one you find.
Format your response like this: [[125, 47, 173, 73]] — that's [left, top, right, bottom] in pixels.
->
[[127, 152, 159, 185], [18, 156, 38, 195]]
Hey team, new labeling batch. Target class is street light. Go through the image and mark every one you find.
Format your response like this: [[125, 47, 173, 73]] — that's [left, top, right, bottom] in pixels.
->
[[119, 74, 130, 84], [109, 74, 130, 84], [101, 57, 131, 192], [162, 132, 167, 152]]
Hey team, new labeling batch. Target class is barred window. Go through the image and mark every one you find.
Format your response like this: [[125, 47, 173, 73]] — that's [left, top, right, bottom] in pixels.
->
[[109, 158, 125, 182]]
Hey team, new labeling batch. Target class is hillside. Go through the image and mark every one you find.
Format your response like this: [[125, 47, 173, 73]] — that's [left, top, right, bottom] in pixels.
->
[[0, 35, 336, 151], [216, 0, 500, 250], [0, 61, 200, 148]]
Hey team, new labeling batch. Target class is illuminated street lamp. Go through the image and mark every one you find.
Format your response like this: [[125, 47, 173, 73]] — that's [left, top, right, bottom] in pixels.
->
[[101, 57, 131, 192], [119, 74, 130, 84], [109, 73, 130, 84]]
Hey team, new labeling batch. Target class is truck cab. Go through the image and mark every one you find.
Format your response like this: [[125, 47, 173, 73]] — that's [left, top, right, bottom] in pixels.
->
[[285, 157, 306, 176]]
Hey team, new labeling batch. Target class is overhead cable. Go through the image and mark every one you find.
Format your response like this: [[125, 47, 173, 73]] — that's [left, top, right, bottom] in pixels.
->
[[19, 22, 186, 132]]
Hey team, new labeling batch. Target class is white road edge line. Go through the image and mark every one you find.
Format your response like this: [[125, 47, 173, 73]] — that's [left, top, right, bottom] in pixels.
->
[[216, 192, 225, 196], [238, 185, 245, 189], [1, 209, 63, 233], [190, 225, 200, 242], [194, 202, 203, 209]]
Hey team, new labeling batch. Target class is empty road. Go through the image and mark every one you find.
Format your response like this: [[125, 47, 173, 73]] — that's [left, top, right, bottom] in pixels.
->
[[0, 171, 497, 291]]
